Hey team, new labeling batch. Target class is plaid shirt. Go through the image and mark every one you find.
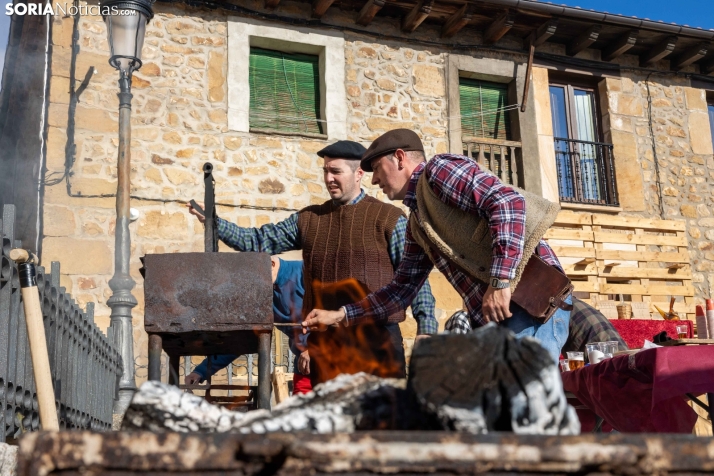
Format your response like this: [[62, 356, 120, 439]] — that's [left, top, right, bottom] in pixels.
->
[[344, 154, 561, 328], [217, 190, 438, 334], [564, 298, 628, 352]]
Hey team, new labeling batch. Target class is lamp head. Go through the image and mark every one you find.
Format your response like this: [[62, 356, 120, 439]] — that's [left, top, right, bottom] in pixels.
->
[[101, 0, 155, 74]]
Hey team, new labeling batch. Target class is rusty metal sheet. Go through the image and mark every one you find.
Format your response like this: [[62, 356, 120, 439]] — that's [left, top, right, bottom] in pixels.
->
[[144, 252, 273, 334]]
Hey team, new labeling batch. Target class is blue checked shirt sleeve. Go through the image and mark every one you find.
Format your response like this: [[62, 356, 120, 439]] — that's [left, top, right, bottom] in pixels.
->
[[389, 216, 438, 335], [217, 213, 301, 254]]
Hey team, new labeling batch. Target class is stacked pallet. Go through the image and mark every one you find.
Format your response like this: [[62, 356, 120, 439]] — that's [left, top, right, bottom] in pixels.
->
[[545, 212, 695, 321]]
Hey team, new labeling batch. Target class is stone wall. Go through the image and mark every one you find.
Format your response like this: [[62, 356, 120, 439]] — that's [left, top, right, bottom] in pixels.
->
[[43, 3, 462, 383], [41, 1, 714, 385], [600, 76, 714, 299]]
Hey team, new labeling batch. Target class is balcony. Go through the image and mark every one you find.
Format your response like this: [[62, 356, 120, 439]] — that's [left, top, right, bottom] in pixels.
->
[[554, 138, 619, 207], [463, 136, 521, 187]]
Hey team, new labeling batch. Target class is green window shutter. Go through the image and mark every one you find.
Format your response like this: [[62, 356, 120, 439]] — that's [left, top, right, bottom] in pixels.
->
[[249, 48, 323, 135], [459, 78, 511, 140]]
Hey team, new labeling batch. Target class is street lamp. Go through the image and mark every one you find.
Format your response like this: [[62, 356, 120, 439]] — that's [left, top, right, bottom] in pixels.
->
[[101, 0, 154, 415]]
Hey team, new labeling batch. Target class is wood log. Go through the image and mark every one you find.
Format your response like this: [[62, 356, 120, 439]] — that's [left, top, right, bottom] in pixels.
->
[[407, 324, 579, 434], [17, 431, 714, 474]]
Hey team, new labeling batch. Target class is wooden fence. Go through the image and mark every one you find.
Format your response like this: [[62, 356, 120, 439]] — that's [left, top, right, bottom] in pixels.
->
[[545, 211, 695, 321]]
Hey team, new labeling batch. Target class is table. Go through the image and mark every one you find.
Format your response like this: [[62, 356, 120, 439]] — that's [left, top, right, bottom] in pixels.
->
[[561, 346, 714, 433], [609, 319, 693, 349]]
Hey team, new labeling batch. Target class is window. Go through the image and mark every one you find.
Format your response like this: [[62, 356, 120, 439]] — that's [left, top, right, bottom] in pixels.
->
[[249, 48, 323, 135], [459, 78, 511, 140], [549, 83, 618, 206], [227, 20, 346, 140]]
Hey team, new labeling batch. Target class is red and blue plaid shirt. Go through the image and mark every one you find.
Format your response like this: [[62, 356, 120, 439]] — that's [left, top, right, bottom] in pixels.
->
[[343, 154, 561, 328]]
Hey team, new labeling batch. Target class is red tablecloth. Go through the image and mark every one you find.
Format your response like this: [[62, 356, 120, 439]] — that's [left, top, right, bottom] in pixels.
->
[[561, 346, 714, 433], [610, 319, 693, 349]]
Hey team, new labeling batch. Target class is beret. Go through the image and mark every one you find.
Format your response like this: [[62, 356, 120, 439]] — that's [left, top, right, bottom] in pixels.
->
[[317, 140, 366, 160], [360, 129, 424, 172]]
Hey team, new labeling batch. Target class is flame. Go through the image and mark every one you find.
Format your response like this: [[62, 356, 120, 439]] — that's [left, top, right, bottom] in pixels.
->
[[306, 278, 403, 384]]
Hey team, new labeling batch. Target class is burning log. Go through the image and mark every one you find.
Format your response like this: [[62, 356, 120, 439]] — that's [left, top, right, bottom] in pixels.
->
[[408, 324, 579, 434], [124, 325, 577, 435], [122, 373, 423, 433]]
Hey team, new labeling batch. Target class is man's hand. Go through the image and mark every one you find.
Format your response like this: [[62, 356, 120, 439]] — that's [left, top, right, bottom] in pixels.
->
[[184, 372, 202, 385], [415, 334, 432, 342], [481, 285, 512, 323], [187, 201, 206, 224], [298, 350, 310, 375], [302, 308, 346, 333]]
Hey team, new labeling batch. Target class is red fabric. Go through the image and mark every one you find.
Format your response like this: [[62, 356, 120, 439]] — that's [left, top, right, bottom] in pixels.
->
[[292, 372, 313, 395], [561, 346, 714, 433], [610, 319, 693, 349]]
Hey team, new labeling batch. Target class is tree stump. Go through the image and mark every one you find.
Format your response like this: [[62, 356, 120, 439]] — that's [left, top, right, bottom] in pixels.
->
[[407, 323, 579, 434]]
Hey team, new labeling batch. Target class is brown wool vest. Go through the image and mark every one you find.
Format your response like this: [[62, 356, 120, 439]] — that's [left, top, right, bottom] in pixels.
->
[[297, 195, 406, 323]]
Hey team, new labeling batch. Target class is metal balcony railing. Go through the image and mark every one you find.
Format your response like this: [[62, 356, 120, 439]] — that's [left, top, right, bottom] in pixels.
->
[[463, 136, 521, 187], [1, 205, 123, 441], [554, 137, 619, 207]]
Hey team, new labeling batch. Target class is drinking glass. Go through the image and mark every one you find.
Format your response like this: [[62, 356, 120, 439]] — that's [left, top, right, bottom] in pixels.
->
[[599, 341, 618, 359], [559, 359, 570, 372], [586, 343, 604, 364], [566, 352, 585, 370], [676, 324, 688, 339]]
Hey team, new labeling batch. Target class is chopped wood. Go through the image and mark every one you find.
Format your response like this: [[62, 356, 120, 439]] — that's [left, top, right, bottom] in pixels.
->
[[272, 368, 289, 404], [16, 431, 714, 475], [408, 325, 579, 434]]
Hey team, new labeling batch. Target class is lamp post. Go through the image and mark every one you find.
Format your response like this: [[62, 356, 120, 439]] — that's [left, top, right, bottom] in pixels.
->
[[101, 0, 154, 415]]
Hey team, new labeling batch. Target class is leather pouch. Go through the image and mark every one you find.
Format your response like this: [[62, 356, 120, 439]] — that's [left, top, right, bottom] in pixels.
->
[[512, 254, 573, 324]]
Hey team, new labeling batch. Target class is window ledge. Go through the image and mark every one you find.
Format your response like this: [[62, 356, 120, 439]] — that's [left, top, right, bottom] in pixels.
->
[[560, 202, 623, 214], [249, 128, 328, 141]]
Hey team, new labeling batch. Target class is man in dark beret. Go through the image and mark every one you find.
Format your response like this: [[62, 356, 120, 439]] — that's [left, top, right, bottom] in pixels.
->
[[188, 139, 437, 387], [303, 129, 572, 363]]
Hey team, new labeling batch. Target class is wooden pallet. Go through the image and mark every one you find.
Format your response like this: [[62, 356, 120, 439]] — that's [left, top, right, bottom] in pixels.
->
[[545, 212, 695, 321]]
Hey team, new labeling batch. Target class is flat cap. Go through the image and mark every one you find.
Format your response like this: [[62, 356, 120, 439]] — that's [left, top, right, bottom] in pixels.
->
[[317, 140, 366, 160], [360, 129, 424, 172]]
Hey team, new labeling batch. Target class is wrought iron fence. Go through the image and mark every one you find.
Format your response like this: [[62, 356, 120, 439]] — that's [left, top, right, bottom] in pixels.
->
[[1, 205, 123, 441], [463, 136, 522, 187], [554, 137, 619, 206]]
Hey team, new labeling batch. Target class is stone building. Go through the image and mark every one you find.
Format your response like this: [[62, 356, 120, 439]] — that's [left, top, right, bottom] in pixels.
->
[[1, 0, 714, 383]]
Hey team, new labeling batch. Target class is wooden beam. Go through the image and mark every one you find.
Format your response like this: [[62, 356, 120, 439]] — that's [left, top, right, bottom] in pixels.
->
[[602, 30, 639, 62], [673, 42, 709, 70], [483, 11, 515, 44], [640, 35, 678, 66], [264, 0, 281, 8], [356, 0, 385, 26], [532, 18, 558, 47], [441, 4, 475, 38], [567, 24, 602, 56], [701, 58, 714, 75], [402, 0, 435, 33], [312, 0, 336, 19]]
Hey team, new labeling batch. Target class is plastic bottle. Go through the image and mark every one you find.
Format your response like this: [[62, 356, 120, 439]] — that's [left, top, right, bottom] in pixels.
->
[[696, 305, 708, 339]]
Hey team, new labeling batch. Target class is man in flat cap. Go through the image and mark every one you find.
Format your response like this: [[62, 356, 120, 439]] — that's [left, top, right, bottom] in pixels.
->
[[303, 130, 571, 363], [188, 140, 437, 386]]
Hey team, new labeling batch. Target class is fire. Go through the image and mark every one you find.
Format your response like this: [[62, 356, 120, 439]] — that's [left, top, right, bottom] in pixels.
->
[[306, 278, 404, 384]]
